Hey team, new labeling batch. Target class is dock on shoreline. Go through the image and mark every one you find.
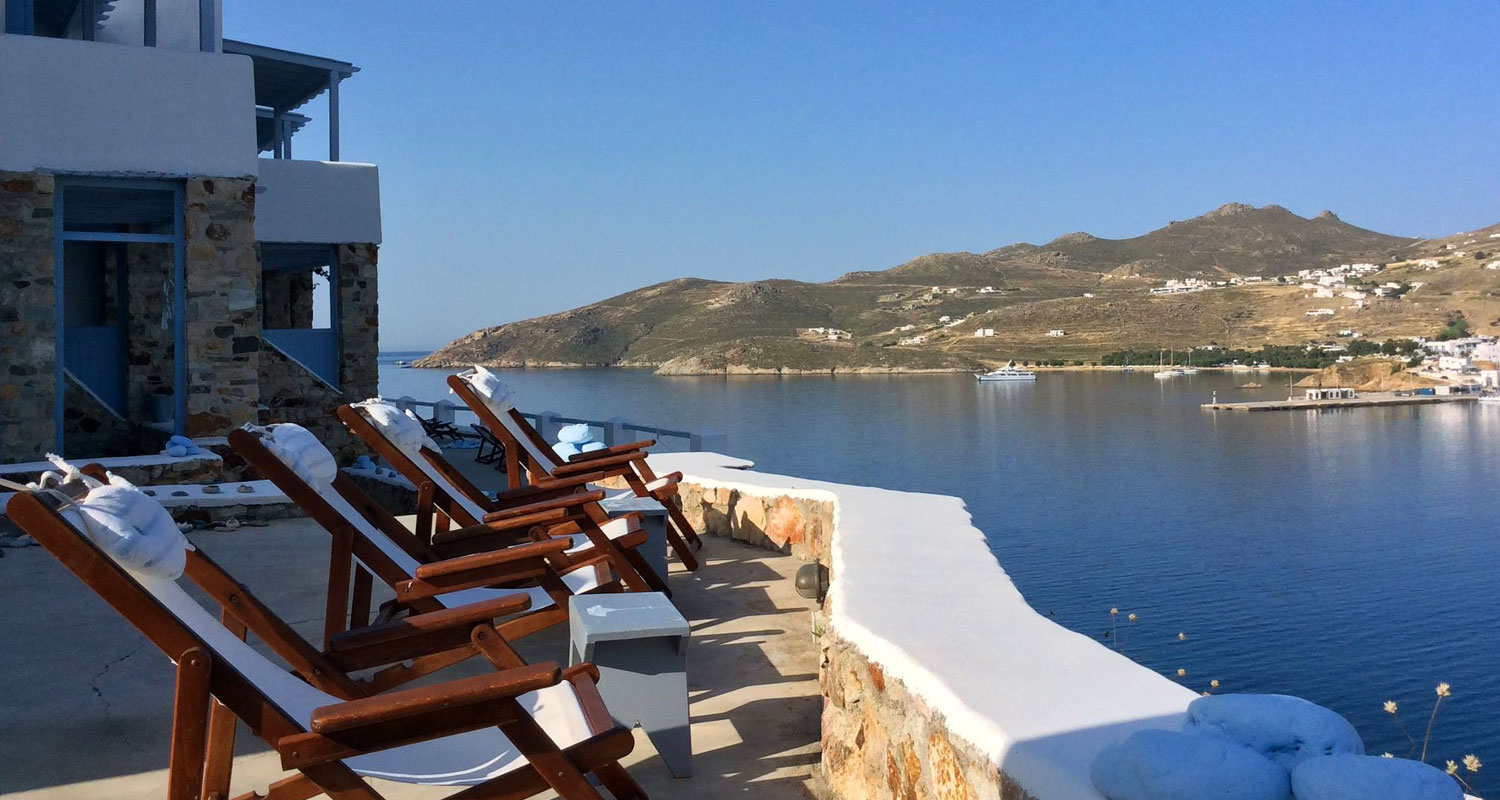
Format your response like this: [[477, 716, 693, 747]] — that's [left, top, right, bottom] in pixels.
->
[[1202, 392, 1479, 412]]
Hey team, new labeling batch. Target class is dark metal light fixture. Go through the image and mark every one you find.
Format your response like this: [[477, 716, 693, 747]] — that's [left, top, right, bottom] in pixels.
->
[[795, 563, 829, 603]]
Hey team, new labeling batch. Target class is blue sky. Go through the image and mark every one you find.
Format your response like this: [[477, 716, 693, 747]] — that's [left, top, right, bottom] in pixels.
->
[[226, 2, 1500, 351]]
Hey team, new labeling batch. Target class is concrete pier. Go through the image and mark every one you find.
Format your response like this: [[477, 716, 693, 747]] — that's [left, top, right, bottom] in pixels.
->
[[1201, 392, 1478, 412]]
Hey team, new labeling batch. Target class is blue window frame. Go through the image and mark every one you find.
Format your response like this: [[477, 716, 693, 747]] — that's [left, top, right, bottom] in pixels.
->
[[260, 244, 342, 390]]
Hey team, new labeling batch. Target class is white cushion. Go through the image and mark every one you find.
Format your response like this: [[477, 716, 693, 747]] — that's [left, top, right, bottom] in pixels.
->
[[58, 469, 187, 580], [460, 366, 514, 416], [556, 423, 592, 444], [250, 423, 338, 489], [354, 398, 441, 455]]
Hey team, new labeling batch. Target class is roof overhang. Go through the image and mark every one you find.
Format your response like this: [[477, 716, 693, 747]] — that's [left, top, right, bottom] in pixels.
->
[[222, 38, 358, 112]]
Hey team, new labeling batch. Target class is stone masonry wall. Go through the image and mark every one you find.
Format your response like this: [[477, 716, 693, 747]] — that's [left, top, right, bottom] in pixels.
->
[[258, 343, 361, 461], [255, 243, 378, 464], [183, 178, 260, 436], [671, 475, 1021, 800], [822, 634, 1034, 800], [670, 479, 835, 565], [336, 243, 380, 405], [0, 172, 57, 463], [125, 241, 176, 425], [61, 377, 164, 458]]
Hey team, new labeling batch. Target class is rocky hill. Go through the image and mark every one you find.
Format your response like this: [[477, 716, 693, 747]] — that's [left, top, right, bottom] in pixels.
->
[[417, 204, 1500, 374]]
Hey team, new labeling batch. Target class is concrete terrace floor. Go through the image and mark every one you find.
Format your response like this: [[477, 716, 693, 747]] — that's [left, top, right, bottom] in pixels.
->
[[0, 519, 824, 799]]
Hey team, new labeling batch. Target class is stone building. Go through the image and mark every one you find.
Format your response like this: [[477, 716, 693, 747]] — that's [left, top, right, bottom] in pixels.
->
[[0, 0, 382, 463]]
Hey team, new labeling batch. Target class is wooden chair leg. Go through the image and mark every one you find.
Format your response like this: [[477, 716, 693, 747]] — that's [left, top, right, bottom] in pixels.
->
[[415, 481, 436, 543], [168, 648, 213, 800], [594, 761, 650, 800], [229, 774, 321, 800], [205, 609, 249, 799], [299, 762, 389, 800], [350, 568, 374, 630], [495, 700, 607, 800], [660, 495, 703, 549], [471, 623, 526, 670], [324, 527, 354, 648], [620, 542, 672, 597], [202, 699, 237, 800]]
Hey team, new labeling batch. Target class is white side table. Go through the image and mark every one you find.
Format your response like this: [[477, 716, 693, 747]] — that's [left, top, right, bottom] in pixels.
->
[[568, 592, 692, 777]]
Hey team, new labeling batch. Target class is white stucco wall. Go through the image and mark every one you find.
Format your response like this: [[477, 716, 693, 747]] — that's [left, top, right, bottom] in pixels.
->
[[0, 33, 255, 178], [650, 452, 1198, 800], [255, 159, 382, 244]]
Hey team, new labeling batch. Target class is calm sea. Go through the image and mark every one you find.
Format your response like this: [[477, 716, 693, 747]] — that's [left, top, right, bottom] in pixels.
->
[[379, 354, 1499, 789]]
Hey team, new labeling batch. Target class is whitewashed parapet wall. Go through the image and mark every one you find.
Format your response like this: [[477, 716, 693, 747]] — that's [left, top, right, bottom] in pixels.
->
[[649, 452, 1197, 800]]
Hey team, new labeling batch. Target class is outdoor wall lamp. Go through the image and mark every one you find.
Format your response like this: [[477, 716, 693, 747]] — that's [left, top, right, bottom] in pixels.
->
[[794, 563, 829, 603]]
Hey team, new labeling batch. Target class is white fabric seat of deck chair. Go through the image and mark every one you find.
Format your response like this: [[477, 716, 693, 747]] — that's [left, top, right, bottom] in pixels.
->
[[355, 400, 639, 558], [53, 473, 593, 786], [252, 422, 603, 601], [460, 369, 679, 505]]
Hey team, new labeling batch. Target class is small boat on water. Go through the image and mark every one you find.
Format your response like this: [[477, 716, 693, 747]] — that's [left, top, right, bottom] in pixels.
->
[[393, 360, 413, 368], [977, 366, 1037, 382], [1238, 382, 1263, 389], [1154, 349, 1185, 378]]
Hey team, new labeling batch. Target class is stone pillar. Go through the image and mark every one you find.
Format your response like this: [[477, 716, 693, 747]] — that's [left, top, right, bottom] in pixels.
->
[[0, 172, 57, 463], [337, 242, 379, 402], [183, 178, 260, 436]]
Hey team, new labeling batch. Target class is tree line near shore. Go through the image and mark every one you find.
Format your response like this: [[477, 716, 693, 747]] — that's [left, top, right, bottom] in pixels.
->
[[1097, 340, 1426, 369]]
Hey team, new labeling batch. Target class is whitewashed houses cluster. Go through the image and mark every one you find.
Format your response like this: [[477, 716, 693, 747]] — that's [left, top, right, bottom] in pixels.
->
[[1148, 278, 1211, 295], [804, 327, 851, 341]]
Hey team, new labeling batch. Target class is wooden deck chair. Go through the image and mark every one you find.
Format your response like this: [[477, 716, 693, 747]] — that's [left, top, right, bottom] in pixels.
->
[[228, 425, 652, 661], [448, 369, 704, 571], [336, 400, 670, 596], [6, 473, 647, 800]]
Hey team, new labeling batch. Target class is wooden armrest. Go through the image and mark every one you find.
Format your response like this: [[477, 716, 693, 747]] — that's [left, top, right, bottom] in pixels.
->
[[429, 509, 569, 545], [530, 470, 609, 489], [552, 451, 643, 476], [566, 439, 655, 462], [311, 664, 559, 733], [327, 593, 532, 654], [279, 664, 562, 767], [481, 489, 606, 523], [413, 538, 571, 581], [490, 476, 598, 504], [323, 593, 534, 672]]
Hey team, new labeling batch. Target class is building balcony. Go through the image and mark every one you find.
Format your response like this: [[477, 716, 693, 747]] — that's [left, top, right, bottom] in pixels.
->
[[255, 158, 381, 245], [0, 31, 258, 178]]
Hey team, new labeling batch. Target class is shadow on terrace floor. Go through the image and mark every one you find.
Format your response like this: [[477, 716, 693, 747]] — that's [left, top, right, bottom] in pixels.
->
[[0, 518, 824, 799]]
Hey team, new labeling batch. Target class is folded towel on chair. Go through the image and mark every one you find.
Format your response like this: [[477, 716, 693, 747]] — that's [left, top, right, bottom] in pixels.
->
[[244, 423, 339, 490], [36, 456, 188, 580], [354, 398, 442, 454]]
